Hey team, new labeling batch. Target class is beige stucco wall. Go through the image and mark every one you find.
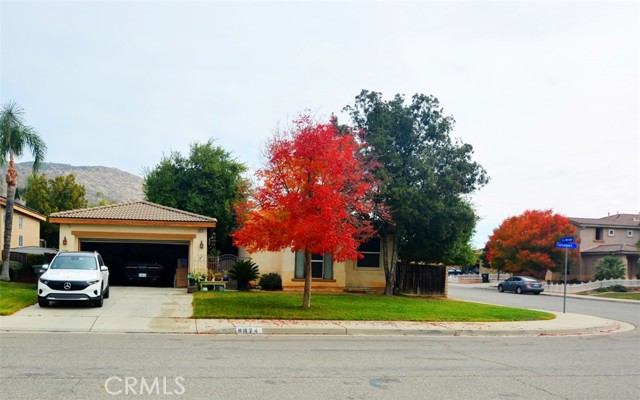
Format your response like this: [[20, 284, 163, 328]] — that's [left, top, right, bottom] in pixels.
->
[[578, 226, 639, 251], [0, 210, 43, 249], [239, 240, 389, 292], [57, 223, 209, 274]]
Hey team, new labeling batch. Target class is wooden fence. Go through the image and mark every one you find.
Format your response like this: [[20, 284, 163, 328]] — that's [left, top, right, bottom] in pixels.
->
[[396, 264, 447, 296]]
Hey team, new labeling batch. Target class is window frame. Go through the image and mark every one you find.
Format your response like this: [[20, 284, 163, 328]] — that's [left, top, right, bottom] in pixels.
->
[[356, 237, 382, 268]]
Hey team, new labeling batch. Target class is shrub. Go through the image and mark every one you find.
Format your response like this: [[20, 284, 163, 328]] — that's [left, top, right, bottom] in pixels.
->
[[229, 259, 260, 291], [7, 261, 22, 281], [260, 273, 283, 291], [607, 285, 628, 293], [594, 287, 608, 293], [594, 256, 626, 281]]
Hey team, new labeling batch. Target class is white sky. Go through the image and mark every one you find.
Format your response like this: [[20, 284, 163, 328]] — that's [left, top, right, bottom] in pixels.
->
[[1, 1, 638, 247]]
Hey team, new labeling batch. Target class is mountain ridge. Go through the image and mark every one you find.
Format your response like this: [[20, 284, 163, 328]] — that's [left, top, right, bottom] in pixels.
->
[[4, 162, 144, 205]]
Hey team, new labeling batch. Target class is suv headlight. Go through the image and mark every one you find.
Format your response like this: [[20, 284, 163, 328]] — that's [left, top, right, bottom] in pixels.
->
[[86, 279, 101, 285], [39, 278, 49, 285]]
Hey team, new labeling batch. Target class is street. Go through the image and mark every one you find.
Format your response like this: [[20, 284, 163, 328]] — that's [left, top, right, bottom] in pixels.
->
[[447, 283, 640, 325], [1, 330, 638, 399], [0, 285, 638, 399]]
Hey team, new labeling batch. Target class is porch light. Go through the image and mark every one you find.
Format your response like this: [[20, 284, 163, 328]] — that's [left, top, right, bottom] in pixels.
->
[[199, 240, 204, 249], [63, 236, 67, 245]]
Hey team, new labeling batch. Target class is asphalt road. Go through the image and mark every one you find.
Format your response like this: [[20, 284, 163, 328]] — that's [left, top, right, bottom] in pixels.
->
[[1, 285, 638, 399], [447, 284, 640, 325], [1, 331, 638, 400]]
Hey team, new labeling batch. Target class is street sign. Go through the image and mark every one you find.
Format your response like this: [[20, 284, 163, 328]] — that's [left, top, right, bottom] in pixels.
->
[[559, 237, 574, 243], [556, 242, 577, 249]]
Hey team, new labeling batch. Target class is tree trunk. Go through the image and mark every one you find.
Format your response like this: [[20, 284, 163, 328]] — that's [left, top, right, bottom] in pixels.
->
[[383, 233, 399, 296], [302, 249, 312, 307], [0, 153, 18, 281]]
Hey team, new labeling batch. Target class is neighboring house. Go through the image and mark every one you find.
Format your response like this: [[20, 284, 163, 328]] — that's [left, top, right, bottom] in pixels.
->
[[48, 201, 216, 287], [568, 213, 640, 280], [0, 196, 46, 251], [238, 237, 390, 292]]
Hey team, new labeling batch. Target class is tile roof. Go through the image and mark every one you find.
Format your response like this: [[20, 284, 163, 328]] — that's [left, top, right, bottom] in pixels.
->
[[582, 244, 639, 254], [49, 201, 216, 225], [0, 196, 47, 221], [570, 213, 640, 228]]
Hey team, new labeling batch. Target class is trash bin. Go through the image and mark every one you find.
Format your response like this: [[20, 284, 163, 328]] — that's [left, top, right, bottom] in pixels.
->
[[481, 273, 489, 283]]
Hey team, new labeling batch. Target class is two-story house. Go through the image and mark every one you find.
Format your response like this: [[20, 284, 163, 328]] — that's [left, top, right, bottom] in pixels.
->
[[569, 213, 640, 280], [0, 196, 46, 251]]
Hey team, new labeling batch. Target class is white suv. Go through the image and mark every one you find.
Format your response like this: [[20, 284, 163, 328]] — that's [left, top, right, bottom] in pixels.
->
[[38, 251, 110, 307]]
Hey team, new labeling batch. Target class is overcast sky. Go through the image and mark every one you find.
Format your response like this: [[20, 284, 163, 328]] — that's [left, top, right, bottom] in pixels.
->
[[1, 1, 638, 247]]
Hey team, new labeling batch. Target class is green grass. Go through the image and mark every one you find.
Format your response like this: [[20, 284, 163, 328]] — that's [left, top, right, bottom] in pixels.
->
[[193, 291, 554, 322], [589, 292, 640, 300], [0, 281, 37, 315]]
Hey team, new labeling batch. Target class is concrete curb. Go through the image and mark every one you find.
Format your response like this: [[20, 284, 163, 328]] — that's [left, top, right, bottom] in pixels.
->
[[185, 312, 632, 337]]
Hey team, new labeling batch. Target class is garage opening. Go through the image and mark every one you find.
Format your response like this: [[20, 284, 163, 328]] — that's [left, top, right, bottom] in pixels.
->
[[80, 240, 189, 287]]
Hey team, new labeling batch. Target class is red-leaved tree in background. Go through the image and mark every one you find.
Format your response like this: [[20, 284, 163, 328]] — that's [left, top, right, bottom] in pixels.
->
[[233, 115, 387, 307], [486, 209, 579, 279]]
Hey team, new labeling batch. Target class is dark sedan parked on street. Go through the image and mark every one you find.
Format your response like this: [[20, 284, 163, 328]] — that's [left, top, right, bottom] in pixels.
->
[[497, 276, 544, 295]]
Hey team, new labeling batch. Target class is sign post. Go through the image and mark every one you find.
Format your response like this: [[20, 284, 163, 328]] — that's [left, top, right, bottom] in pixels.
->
[[556, 237, 577, 313]]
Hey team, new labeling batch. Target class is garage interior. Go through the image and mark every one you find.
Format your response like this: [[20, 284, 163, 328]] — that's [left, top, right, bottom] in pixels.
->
[[80, 240, 189, 287]]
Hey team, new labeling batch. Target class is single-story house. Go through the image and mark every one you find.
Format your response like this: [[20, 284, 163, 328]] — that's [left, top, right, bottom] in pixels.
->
[[49, 201, 216, 287], [0, 196, 46, 250], [553, 213, 640, 281], [238, 237, 391, 292]]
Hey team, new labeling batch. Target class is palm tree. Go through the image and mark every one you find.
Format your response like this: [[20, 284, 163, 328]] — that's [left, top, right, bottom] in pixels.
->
[[0, 101, 46, 281]]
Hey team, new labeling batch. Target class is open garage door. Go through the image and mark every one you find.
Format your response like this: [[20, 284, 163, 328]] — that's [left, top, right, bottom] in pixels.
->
[[80, 240, 189, 287]]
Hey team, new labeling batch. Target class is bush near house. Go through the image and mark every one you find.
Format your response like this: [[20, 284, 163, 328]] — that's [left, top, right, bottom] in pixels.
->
[[229, 259, 260, 291], [594, 256, 626, 280], [259, 273, 283, 291]]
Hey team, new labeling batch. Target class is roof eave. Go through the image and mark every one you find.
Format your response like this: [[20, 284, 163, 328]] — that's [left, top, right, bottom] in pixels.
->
[[48, 217, 216, 228]]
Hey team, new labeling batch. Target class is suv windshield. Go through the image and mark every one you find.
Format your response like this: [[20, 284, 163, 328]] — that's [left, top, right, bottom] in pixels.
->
[[49, 255, 97, 270]]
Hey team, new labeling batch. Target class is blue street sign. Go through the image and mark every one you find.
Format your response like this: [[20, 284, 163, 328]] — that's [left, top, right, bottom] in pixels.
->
[[556, 242, 578, 249], [559, 237, 574, 243]]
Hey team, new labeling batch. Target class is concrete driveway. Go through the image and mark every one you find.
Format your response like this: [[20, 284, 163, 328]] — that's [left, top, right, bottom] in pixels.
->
[[0, 286, 196, 333]]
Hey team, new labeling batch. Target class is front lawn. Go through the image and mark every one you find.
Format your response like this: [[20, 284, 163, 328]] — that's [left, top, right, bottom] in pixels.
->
[[193, 291, 554, 322], [0, 281, 36, 315], [589, 292, 640, 301]]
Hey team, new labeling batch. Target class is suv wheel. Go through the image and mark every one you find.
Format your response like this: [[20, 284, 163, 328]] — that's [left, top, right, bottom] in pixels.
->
[[103, 287, 110, 299], [38, 299, 49, 307]]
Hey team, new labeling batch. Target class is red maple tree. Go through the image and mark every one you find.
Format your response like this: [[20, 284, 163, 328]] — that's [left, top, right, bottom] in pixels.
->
[[233, 115, 385, 307], [486, 209, 579, 279]]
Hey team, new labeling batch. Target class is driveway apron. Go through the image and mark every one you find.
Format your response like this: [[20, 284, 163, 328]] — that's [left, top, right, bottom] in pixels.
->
[[0, 287, 196, 333]]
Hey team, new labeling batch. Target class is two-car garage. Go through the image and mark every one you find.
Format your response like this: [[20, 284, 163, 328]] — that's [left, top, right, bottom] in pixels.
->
[[79, 240, 189, 286], [49, 201, 216, 288]]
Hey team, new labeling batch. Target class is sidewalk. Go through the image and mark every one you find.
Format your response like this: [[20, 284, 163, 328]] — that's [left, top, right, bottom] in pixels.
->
[[0, 287, 633, 336]]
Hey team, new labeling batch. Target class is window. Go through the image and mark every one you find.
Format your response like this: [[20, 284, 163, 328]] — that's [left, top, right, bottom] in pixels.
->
[[18, 235, 23, 247], [357, 237, 381, 268], [294, 251, 333, 279], [627, 230, 634, 238], [608, 229, 615, 237], [18, 216, 23, 230], [595, 228, 603, 240]]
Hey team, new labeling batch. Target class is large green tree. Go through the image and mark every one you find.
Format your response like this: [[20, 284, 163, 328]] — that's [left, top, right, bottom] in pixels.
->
[[144, 140, 247, 251], [23, 173, 88, 248], [0, 101, 47, 281], [344, 90, 488, 295]]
